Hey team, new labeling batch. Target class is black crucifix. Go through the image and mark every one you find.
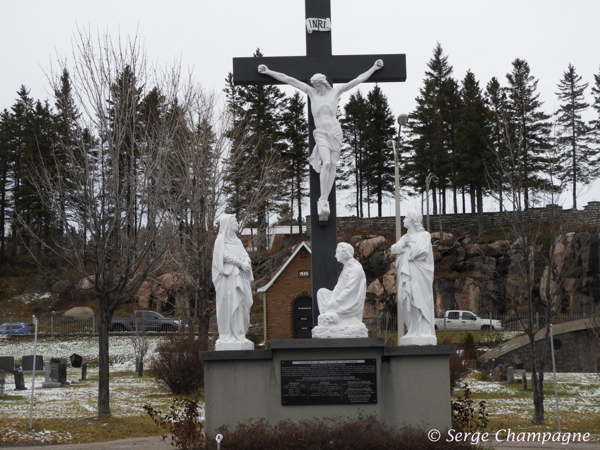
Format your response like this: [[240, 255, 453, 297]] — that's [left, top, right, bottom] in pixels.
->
[[233, 0, 406, 329]]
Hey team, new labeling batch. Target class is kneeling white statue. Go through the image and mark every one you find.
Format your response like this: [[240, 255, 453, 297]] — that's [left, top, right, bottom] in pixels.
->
[[391, 210, 437, 346], [212, 214, 254, 351], [312, 242, 368, 339]]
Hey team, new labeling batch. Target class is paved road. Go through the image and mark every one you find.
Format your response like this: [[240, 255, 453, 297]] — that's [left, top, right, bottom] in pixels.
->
[[3, 436, 172, 450], [5, 435, 599, 450]]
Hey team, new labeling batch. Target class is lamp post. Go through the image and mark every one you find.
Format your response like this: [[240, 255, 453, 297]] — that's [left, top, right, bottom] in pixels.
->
[[386, 114, 409, 242], [425, 173, 438, 232], [386, 114, 408, 345]]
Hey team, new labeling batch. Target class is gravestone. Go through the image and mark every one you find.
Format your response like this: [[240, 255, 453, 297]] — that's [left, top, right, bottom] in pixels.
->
[[22, 355, 43, 374], [59, 363, 69, 386], [80, 363, 87, 381], [14, 370, 26, 390], [42, 361, 61, 388], [492, 367, 502, 382], [0, 370, 5, 398], [507, 366, 515, 383], [0, 356, 15, 374], [70, 354, 83, 368]]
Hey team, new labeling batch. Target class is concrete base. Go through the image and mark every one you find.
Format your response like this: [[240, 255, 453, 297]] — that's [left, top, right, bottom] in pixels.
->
[[42, 381, 61, 388], [311, 324, 368, 338], [200, 338, 455, 437], [399, 335, 437, 346], [215, 340, 254, 351]]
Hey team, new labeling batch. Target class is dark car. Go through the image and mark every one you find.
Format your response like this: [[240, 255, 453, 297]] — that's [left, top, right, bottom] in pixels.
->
[[0, 322, 34, 334]]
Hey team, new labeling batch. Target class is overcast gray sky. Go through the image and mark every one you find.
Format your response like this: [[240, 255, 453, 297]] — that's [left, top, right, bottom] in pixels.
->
[[2, 0, 600, 215]]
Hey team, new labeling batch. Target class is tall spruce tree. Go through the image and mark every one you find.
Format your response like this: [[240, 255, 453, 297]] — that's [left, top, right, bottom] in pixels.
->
[[592, 65, 600, 142], [456, 70, 491, 236], [0, 110, 11, 262], [363, 85, 396, 217], [555, 63, 596, 209], [407, 43, 455, 215], [223, 49, 286, 253], [281, 91, 308, 232], [505, 59, 553, 210], [340, 90, 369, 217], [485, 77, 510, 212]]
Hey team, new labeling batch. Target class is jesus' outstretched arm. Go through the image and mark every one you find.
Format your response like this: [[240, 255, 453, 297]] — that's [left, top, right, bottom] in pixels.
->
[[258, 65, 311, 94], [338, 59, 384, 94]]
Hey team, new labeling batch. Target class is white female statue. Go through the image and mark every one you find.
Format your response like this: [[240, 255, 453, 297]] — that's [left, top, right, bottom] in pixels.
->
[[212, 214, 254, 350], [258, 60, 383, 220], [391, 210, 437, 346]]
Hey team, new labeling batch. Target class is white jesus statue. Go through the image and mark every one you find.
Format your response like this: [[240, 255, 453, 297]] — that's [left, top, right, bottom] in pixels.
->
[[258, 60, 384, 220]]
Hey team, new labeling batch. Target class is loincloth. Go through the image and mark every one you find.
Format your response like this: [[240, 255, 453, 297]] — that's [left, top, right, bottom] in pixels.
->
[[309, 123, 343, 174]]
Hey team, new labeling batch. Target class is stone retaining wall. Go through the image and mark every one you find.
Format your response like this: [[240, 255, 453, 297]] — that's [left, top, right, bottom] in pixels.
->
[[306, 202, 600, 235]]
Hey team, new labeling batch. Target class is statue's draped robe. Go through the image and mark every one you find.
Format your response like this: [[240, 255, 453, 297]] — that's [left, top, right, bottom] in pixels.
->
[[212, 216, 253, 343], [393, 231, 435, 336], [309, 123, 343, 174], [317, 258, 366, 326]]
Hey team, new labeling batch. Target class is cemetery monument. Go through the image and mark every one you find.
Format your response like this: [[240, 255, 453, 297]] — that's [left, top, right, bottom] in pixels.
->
[[201, 0, 453, 438]]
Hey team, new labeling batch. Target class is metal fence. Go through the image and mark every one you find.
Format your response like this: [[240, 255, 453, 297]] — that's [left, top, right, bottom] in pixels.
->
[[0, 315, 186, 336], [1, 312, 592, 337]]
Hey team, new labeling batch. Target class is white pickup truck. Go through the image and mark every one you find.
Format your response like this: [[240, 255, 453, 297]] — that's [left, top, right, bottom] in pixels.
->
[[434, 310, 503, 331]]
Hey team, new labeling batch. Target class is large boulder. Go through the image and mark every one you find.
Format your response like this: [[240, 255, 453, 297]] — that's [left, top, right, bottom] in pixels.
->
[[367, 278, 385, 297], [382, 269, 397, 295], [357, 236, 387, 260], [63, 307, 95, 319]]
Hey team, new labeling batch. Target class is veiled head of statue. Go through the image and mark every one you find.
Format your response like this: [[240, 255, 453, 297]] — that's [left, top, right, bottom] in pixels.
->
[[217, 214, 239, 238]]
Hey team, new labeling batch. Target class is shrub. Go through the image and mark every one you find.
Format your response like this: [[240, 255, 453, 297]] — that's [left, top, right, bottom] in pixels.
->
[[145, 401, 477, 450], [449, 353, 469, 393], [145, 397, 205, 450], [463, 333, 477, 360], [451, 383, 488, 433], [149, 332, 208, 395]]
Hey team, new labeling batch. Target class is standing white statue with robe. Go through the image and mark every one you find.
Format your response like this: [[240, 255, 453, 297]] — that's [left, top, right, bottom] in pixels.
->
[[391, 210, 437, 346], [212, 215, 254, 350], [312, 242, 368, 338]]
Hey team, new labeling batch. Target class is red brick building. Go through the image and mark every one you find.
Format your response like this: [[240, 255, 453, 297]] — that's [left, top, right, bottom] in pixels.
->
[[257, 242, 313, 341]]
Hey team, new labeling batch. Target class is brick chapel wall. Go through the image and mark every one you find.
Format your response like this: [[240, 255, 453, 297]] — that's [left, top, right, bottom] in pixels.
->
[[305, 201, 600, 236], [265, 247, 312, 340]]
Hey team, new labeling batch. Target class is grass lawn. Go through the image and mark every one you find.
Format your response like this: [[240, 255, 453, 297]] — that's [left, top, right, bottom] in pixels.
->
[[455, 372, 600, 442], [1, 334, 598, 445]]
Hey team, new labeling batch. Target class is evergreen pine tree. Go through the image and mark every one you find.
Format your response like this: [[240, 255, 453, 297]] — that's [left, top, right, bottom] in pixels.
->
[[407, 43, 454, 215], [223, 49, 287, 252], [456, 70, 492, 236], [363, 85, 396, 217], [281, 92, 308, 232], [592, 65, 600, 141], [555, 63, 596, 209], [485, 77, 509, 212], [340, 90, 369, 217], [505, 59, 553, 210]]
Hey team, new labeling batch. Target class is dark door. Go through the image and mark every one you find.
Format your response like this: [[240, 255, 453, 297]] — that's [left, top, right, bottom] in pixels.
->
[[293, 296, 313, 338]]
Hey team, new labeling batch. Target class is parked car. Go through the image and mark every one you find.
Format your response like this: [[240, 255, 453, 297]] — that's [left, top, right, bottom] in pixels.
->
[[0, 322, 34, 334], [110, 310, 184, 332], [434, 310, 504, 331]]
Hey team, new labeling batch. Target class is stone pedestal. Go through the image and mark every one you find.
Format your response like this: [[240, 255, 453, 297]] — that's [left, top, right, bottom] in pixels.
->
[[200, 338, 455, 437], [399, 335, 437, 346], [215, 340, 254, 351]]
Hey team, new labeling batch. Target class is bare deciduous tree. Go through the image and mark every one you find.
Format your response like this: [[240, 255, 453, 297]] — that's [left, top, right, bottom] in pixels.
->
[[22, 29, 197, 418], [487, 119, 592, 424]]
